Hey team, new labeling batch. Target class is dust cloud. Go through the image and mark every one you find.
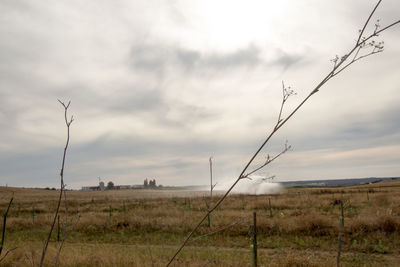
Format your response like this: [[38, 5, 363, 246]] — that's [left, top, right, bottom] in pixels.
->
[[214, 176, 282, 195]]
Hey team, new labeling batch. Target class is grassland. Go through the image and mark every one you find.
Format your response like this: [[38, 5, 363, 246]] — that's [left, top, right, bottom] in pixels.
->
[[0, 181, 399, 266]]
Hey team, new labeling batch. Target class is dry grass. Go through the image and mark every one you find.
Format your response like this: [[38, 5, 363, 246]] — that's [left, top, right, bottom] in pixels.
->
[[0, 181, 400, 266]]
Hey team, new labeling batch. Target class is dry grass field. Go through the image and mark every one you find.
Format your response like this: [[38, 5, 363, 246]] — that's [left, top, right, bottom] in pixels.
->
[[0, 181, 400, 266]]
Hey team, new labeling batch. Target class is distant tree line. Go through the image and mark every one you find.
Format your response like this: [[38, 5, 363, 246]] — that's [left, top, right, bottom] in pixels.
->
[[107, 181, 114, 190], [144, 178, 157, 188], [81, 179, 162, 191]]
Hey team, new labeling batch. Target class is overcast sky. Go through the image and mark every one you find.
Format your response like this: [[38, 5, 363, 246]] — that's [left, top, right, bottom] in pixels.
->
[[1, 0, 399, 189]]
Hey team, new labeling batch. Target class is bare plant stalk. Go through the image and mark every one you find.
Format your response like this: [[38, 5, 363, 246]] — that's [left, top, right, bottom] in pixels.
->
[[57, 215, 60, 242], [25, 246, 36, 267], [190, 217, 245, 242], [0, 193, 14, 261], [337, 233, 343, 267], [209, 157, 213, 199], [39, 100, 73, 267], [205, 198, 211, 228], [166, 2, 399, 265], [0, 247, 17, 263], [207, 157, 217, 227], [54, 212, 80, 267]]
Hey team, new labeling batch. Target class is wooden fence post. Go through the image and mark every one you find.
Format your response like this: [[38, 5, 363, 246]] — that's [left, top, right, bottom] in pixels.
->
[[251, 211, 257, 267], [337, 199, 344, 266], [268, 198, 273, 217], [337, 233, 343, 267], [109, 205, 113, 225], [340, 199, 344, 227]]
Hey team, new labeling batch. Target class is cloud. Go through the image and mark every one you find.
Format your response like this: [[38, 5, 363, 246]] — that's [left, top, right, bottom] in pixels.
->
[[271, 49, 303, 69], [130, 44, 263, 74], [130, 43, 302, 75]]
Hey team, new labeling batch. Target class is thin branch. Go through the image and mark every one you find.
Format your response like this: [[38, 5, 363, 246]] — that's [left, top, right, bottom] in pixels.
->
[[262, 175, 276, 181], [243, 142, 292, 179], [54, 209, 80, 266], [190, 218, 246, 243], [352, 46, 362, 61], [337, 18, 400, 78], [0, 193, 13, 257], [40, 100, 73, 267], [25, 248, 35, 267], [211, 182, 218, 191], [276, 82, 286, 127], [332, 49, 383, 78], [274, 19, 400, 134], [356, 0, 382, 45], [204, 197, 210, 210], [54, 190, 69, 266], [275, 82, 296, 130], [0, 247, 18, 263], [375, 19, 400, 35]]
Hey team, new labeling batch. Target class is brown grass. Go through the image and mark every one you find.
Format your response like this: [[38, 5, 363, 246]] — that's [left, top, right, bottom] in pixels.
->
[[0, 181, 400, 266]]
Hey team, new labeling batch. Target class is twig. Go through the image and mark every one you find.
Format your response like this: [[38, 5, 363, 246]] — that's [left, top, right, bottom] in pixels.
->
[[356, 0, 381, 45], [0, 247, 18, 263], [54, 212, 80, 267], [54, 179, 71, 266], [190, 217, 246, 243], [0, 193, 14, 258], [25, 247, 35, 267], [243, 141, 292, 179], [39, 100, 73, 267]]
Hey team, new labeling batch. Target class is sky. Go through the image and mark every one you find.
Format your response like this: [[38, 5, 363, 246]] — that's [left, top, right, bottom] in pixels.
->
[[0, 0, 399, 189]]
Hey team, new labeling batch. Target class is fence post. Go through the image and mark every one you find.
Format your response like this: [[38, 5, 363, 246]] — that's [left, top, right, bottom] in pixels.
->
[[337, 233, 343, 267], [109, 205, 113, 225], [268, 198, 273, 217], [251, 211, 257, 267], [337, 199, 344, 267], [340, 199, 344, 227], [32, 205, 36, 224]]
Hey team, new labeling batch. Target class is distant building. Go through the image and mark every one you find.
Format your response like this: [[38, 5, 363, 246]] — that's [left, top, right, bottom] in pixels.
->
[[81, 186, 100, 191], [116, 185, 131, 190], [99, 181, 105, 191], [81, 180, 155, 191], [82, 181, 105, 191]]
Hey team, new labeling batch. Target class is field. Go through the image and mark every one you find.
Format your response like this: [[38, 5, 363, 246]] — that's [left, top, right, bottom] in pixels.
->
[[0, 181, 400, 266]]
